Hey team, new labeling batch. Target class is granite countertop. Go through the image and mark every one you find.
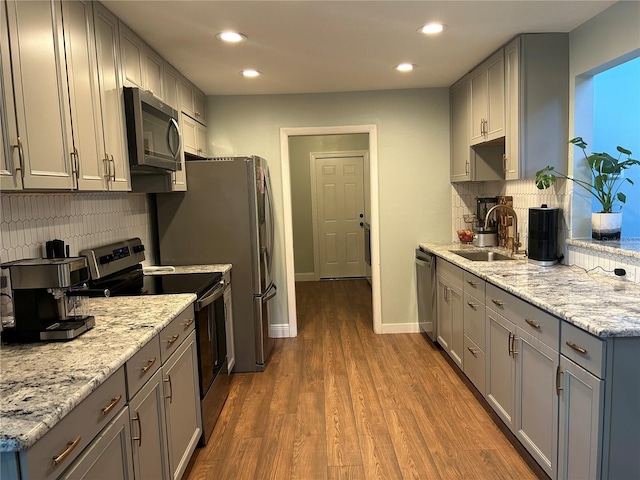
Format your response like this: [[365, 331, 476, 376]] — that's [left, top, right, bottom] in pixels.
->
[[0, 293, 196, 453], [143, 264, 232, 275], [420, 242, 640, 338], [566, 238, 640, 260]]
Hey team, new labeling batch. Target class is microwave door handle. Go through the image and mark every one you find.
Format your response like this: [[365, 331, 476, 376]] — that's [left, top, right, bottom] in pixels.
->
[[167, 117, 182, 160]]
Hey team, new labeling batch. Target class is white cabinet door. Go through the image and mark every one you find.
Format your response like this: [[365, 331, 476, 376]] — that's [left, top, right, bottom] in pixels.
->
[[94, 3, 130, 191], [129, 369, 170, 480], [181, 113, 197, 155], [163, 331, 201, 480], [162, 63, 186, 190], [514, 329, 559, 479], [504, 38, 520, 180], [6, 0, 75, 190], [450, 77, 471, 182], [193, 87, 206, 125], [436, 277, 452, 353], [62, 0, 107, 191], [119, 22, 144, 89], [144, 48, 164, 100], [0, 0, 22, 190], [60, 406, 134, 480], [196, 122, 208, 157], [557, 356, 603, 480], [486, 309, 516, 430]]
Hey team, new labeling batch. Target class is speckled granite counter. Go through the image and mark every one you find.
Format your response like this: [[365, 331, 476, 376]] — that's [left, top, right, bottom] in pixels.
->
[[566, 238, 640, 260], [0, 293, 196, 453], [420, 242, 640, 338], [143, 264, 232, 275]]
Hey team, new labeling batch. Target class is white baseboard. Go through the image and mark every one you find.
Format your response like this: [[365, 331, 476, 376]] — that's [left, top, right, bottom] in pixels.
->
[[294, 272, 317, 282], [270, 323, 291, 338], [380, 322, 421, 334]]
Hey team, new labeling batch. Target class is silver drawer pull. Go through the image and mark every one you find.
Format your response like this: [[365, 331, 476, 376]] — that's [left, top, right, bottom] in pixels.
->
[[467, 280, 478, 287], [164, 375, 173, 404], [101, 394, 122, 416], [467, 346, 478, 357], [491, 299, 504, 307], [467, 302, 478, 310], [167, 334, 180, 345], [566, 341, 588, 355], [132, 411, 143, 447], [53, 436, 81, 465], [525, 318, 541, 330], [556, 365, 563, 396], [183, 318, 194, 328], [141, 358, 157, 374]]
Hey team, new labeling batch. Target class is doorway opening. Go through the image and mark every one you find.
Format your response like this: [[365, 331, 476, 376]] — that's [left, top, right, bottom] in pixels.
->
[[280, 125, 381, 336]]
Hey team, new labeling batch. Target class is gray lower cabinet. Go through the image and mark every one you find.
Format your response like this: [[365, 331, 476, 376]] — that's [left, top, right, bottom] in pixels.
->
[[436, 259, 464, 368], [129, 369, 170, 480], [557, 355, 603, 480], [58, 406, 133, 480], [163, 330, 201, 480], [485, 309, 516, 429]]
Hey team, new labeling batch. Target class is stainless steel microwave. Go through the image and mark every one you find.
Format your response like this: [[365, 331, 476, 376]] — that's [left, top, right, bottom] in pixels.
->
[[123, 87, 182, 172]]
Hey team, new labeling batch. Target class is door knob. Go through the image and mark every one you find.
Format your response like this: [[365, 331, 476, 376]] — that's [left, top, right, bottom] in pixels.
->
[[359, 213, 364, 218], [360, 222, 364, 227]]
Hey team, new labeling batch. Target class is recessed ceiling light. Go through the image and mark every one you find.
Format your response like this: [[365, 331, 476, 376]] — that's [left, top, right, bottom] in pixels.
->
[[241, 69, 261, 78], [216, 31, 247, 43], [418, 23, 447, 35], [396, 63, 416, 72]]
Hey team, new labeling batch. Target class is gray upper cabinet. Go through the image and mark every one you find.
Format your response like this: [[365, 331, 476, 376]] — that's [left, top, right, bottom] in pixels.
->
[[179, 77, 207, 125], [469, 49, 505, 146], [94, 3, 130, 191], [4, 0, 75, 190], [62, 0, 108, 191], [504, 34, 569, 180], [0, 0, 22, 190], [450, 76, 471, 182], [119, 22, 145, 89]]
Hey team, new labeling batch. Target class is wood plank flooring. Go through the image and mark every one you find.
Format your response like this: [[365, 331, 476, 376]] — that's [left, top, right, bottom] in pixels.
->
[[185, 279, 546, 480]]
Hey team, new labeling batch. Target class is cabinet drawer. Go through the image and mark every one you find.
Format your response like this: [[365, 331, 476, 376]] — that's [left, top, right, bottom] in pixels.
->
[[463, 291, 485, 350], [24, 367, 126, 480], [160, 304, 195, 364], [463, 271, 485, 298], [437, 258, 463, 289], [463, 335, 486, 396], [126, 336, 161, 399], [486, 283, 559, 348], [561, 322, 606, 378]]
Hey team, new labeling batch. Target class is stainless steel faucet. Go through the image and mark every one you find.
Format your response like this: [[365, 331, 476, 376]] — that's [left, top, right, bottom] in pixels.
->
[[484, 204, 522, 254]]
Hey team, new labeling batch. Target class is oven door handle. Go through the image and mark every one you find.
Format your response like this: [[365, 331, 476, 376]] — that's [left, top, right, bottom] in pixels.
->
[[196, 281, 225, 311]]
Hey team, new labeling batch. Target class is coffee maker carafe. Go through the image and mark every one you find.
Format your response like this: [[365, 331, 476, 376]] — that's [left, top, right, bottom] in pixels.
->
[[1, 257, 96, 342], [474, 197, 498, 247]]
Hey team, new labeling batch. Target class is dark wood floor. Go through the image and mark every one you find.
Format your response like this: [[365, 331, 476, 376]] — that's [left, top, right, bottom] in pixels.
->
[[185, 279, 545, 479]]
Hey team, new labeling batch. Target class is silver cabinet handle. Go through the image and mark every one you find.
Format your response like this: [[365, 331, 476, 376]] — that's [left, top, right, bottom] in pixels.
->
[[467, 280, 478, 287], [109, 155, 116, 180], [167, 334, 180, 346], [491, 299, 504, 307], [132, 411, 142, 447], [467, 346, 478, 357], [467, 302, 478, 310], [164, 375, 173, 404], [525, 318, 541, 330], [556, 365, 563, 396], [103, 154, 110, 180], [11, 136, 24, 176], [508, 332, 513, 356], [566, 341, 588, 355], [52, 436, 81, 465], [183, 318, 194, 328], [465, 160, 469, 175]]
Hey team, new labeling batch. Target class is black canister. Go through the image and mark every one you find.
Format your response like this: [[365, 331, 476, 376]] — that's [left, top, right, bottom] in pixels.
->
[[528, 205, 559, 266]]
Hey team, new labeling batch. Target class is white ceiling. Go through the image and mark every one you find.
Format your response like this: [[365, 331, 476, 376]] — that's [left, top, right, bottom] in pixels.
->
[[102, 0, 617, 96]]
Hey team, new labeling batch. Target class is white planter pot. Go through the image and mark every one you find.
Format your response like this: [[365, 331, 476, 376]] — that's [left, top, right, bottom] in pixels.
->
[[591, 212, 622, 240]]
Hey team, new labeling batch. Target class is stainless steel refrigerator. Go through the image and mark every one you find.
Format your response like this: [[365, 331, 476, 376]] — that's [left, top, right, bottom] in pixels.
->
[[155, 156, 276, 372]]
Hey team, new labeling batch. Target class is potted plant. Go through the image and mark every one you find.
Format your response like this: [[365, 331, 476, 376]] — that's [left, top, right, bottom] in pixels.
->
[[535, 137, 640, 240]]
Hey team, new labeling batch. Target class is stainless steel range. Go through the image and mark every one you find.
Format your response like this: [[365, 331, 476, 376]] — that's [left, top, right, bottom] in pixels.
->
[[80, 238, 229, 446]]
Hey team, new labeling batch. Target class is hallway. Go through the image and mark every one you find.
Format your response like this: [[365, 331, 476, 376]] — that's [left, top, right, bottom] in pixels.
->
[[185, 279, 543, 479]]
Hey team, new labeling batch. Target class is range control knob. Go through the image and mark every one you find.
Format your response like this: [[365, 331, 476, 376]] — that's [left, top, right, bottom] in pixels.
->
[[99, 254, 114, 265]]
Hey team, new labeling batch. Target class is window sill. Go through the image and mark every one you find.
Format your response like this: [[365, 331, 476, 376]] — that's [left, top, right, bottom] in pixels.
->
[[566, 238, 640, 262]]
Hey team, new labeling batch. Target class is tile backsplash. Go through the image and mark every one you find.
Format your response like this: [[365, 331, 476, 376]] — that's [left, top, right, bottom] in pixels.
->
[[452, 178, 570, 251], [0, 192, 155, 264]]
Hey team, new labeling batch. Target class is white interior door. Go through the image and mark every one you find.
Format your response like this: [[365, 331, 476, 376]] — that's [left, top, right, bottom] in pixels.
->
[[314, 155, 365, 278]]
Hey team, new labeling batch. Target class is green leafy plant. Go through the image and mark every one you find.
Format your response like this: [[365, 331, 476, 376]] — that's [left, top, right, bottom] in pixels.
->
[[535, 137, 640, 213]]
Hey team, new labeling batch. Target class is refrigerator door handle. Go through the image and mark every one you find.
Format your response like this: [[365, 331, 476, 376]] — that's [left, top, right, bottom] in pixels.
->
[[265, 169, 275, 275], [262, 283, 277, 303]]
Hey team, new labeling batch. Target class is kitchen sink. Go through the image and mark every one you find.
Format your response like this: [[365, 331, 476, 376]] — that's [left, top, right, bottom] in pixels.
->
[[449, 250, 516, 262]]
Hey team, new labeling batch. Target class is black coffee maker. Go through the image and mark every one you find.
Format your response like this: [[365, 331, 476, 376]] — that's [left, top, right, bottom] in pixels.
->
[[528, 205, 560, 266], [1, 257, 96, 342]]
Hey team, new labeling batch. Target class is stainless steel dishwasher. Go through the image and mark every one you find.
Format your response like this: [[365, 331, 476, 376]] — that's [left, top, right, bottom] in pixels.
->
[[415, 247, 436, 342]]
